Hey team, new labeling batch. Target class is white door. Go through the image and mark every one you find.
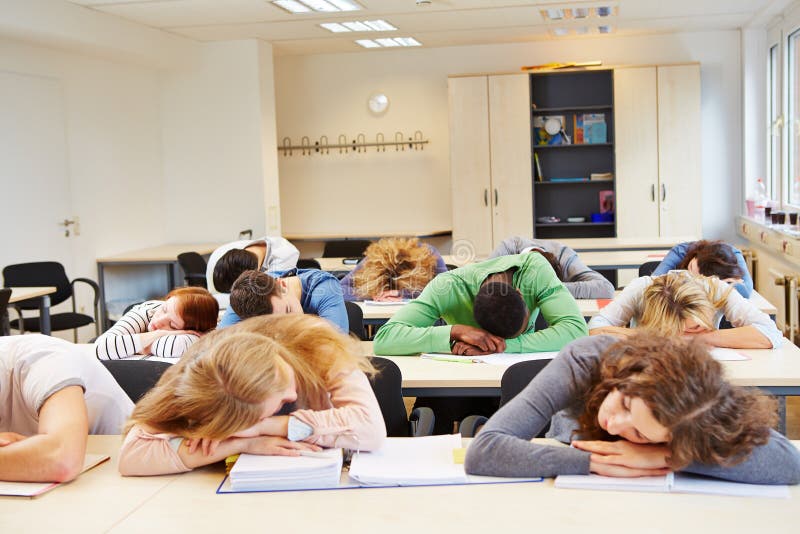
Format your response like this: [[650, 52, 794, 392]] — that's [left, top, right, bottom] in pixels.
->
[[657, 64, 702, 237], [0, 71, 75, 278], [614, 67, 660, 239], [488, 74, 533, 248], [449, 76, 493, 259]]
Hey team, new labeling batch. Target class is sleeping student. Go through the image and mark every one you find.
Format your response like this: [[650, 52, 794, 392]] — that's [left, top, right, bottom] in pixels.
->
[[118, 314, 385, 476], [587, 271, 782, 349], [465, 333, 800, 484]]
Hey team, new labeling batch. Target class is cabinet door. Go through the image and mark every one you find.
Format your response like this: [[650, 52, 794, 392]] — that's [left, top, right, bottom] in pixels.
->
[[449, 76, 493, 258], [657, 64, 702, 238], [614, 67, 660, 239], [488, 74, 533, 247]]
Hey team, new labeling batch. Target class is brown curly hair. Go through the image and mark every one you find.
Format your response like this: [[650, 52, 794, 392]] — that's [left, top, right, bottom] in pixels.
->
[[352, 237, 439, 299], [577, 333, 777, 470], [677, 240, 744, 280]]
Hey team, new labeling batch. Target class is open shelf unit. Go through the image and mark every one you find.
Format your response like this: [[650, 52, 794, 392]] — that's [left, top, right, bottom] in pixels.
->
[[531, 70, 616, 239]]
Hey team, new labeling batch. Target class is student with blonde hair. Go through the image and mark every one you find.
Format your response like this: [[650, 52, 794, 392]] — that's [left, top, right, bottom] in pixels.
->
[[341, 237, 447, 301], [588, 271, 781, 348], [466, 334, 800, 483], [118, 314, 385, 476], [95, 287, 219, 360]]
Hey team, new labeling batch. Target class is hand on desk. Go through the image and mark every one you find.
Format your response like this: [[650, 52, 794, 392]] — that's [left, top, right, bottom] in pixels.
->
[[373, 290, 405, 302], [450, 325, 506, 354], [451, 341, 492, 356], [574, 439, 671, 478], [588, 326, 636, 339]]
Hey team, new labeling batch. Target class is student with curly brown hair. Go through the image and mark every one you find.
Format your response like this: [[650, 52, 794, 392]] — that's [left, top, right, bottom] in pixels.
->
[[465, 333, 800, 484], [652, 240, 752, 297], [340, 237, 447, 302]]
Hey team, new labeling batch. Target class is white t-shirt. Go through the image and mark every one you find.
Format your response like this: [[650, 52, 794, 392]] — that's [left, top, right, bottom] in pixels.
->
[[0, 335, 134, 435], [205, 236, 300, 295]]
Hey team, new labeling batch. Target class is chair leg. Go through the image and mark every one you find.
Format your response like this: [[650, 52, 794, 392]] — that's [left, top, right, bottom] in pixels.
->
[[13, 307, 24, 334]]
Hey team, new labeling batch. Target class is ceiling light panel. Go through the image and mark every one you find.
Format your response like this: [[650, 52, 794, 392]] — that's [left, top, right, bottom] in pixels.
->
[[540, 3, 618, 22], [394, 37, 421, 47], [320, 22, 349, 32], [355, 39, 381, 48], [273, 0, 362, 14], [320, 19, 396, 33], [364, 20, 397, 31]]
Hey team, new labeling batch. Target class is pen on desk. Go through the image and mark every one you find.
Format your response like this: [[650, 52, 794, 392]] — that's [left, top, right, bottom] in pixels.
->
[[426, 355, 478, 364]]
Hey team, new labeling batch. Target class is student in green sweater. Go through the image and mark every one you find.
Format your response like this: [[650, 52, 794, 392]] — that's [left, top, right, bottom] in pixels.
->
[[374, 253, 588, 355]]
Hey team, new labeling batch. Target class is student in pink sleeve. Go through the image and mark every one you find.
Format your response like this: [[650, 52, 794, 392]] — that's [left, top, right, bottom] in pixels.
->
[[118, 314, 386, 476]]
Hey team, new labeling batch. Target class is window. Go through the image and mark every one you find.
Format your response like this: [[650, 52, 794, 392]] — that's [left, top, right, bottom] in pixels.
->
[[768, 43, 780, 201], [788, 29, 800, 206]]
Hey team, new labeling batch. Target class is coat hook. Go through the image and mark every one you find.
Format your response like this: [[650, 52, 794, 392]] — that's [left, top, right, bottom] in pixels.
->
[[338, 134, 348, 154], [301, 136, 311, 156], [376, 132, 385, 152], [356, 133, 366, 153], [281, 137, 292, 157], [319, 135, 329, 155], [414, 130, 424, 150], [395, 131, 404, 151]]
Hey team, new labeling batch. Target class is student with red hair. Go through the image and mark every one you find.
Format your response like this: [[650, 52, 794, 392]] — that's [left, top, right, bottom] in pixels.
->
[[95, 287, 219, 359]]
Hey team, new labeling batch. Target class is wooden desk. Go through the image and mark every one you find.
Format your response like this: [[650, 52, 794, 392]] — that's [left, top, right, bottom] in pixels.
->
[[368, 340, 800, 400], [96, 243, 221, 327], [4, 286, 57, 335], [578, 249, 667, 270], [316, 255, 464, 275], [2, 435, 797, 532], [560, 236, 695, 252]]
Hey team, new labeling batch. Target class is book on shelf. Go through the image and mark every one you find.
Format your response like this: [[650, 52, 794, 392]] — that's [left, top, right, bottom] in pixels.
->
[[534, 153, 543, 181], [554, 472, 789, 499], [549, 177, 589, 183], [590, 172, 613, 181], [533, 115, 568, 146], [583, 113, 607, 144], [573, 114, 584, 144]]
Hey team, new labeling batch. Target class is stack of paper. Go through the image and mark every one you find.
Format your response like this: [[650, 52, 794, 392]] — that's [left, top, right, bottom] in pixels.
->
[[555, 472, 789, 498], [349, 434, 467, 486], [421, 352, 558, 366], [229, 449, 343, 491]]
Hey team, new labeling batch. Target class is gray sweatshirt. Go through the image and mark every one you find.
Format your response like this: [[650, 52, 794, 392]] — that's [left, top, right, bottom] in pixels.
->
[[489, 237, 615, 299], [464, 336, 800, 484]]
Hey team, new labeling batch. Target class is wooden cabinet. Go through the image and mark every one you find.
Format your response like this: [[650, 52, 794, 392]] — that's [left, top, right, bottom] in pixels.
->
[[449, 74, 532, 257], [615, 64, 701, 239]]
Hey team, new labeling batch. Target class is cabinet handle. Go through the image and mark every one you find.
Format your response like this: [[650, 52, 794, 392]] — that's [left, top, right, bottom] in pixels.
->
[[661, 184, 666, 202], [650, 184, 655, 202], [494, 189, 498, 206], [484, 189, 488, 206]]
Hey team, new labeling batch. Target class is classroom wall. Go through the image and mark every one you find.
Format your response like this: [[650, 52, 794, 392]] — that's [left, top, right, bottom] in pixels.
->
[[275, 30, 742, 242], [160, 39, 282, 244]]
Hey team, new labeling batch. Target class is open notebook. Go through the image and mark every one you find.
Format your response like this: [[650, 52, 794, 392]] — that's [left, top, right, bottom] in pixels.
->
[[217, 435, 542, 494], [0, 454, 110, 497], [421, 352, 558, 366], [555, 472, 789, 499]]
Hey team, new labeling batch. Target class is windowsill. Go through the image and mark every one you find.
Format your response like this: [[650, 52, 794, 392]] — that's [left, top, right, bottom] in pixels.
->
[[737, 215, 800, 264]]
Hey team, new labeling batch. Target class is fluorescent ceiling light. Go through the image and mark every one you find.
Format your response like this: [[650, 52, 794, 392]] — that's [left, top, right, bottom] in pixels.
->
[[394, 37, 421, 47], [595, 6, 616, 17], [598, 24, 613, 33], [376, 38, 401, 47], [273, 0, 362, 14], [364, 20, 397, 31], [550, 27, 569, 36], [542, 8, 565, 20], [573, 8, 589, 18], [574, 26, 589, 34], [273, 0, 311, 13], [343, 21, 371, 31], [356, 39, 381, 48], [320, 22, 349, 32]]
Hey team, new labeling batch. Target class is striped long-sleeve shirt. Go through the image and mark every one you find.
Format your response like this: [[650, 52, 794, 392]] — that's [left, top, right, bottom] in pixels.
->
[[94, 301, 200, 360]]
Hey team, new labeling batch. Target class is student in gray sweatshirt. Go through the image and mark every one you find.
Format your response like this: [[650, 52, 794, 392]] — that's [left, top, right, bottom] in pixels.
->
[[465, 334, 800, 484], [489, 236, 615, 299]]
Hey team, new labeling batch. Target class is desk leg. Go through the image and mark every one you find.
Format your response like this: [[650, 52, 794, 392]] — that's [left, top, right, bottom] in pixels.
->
[[1, 306, 9, 336], [39, 295, 51, 336]]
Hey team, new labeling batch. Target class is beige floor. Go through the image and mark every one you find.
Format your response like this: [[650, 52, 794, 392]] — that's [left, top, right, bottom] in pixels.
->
[[405, 396, 800, 439]]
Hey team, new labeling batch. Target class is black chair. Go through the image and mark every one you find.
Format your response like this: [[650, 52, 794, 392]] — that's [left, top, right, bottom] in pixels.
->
[[460, 358, 554, 437], [322, 240, 371, 258], [0, 288, 11, 336], [100, 360, 173, 402], [3, 261, 100, 342], [445, 263, 459, 271], [368, 357, 434, 437], [344, 301, 367, 341], [638, 260, 661, 277], [177, 252, 208, 288], [297, 258, 322, 270]]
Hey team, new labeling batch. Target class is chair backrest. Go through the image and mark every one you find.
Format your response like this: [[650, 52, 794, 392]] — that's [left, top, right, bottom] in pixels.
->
[[100, 360, 173, 402], [0, 288, 11, 336], [638, 260, 661, 278], [322, 240, 372, 258], [368, 356, 411, 437], [297, 258, 322, 270], [344, 301, 367, 341], [499, 359, 554, 407], [2, 261, 72, 308], [177, 252, 208, 288], [445, 263, 459, 271]]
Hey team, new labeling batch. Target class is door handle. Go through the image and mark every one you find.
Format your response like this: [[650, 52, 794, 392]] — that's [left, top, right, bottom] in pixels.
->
[[650, 184, 655, 202], [484, 189, 488, 206], [661, 184, 666, 202], [494, 189, 498, 206]]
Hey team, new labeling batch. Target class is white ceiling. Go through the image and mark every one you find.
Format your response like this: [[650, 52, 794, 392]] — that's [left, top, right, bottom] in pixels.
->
[[64, 0, 780, 56]]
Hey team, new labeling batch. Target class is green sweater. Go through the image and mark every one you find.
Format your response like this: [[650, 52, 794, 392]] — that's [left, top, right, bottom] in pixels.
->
[[373, 254, 588, 355]]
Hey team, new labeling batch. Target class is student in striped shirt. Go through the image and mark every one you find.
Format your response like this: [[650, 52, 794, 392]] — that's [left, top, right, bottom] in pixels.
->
[[94, 287, 219, 360]]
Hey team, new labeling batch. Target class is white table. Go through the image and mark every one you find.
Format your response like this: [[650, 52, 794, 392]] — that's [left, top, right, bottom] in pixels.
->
[[1, 435, 797, 533], [4, 286, 57, 335]]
